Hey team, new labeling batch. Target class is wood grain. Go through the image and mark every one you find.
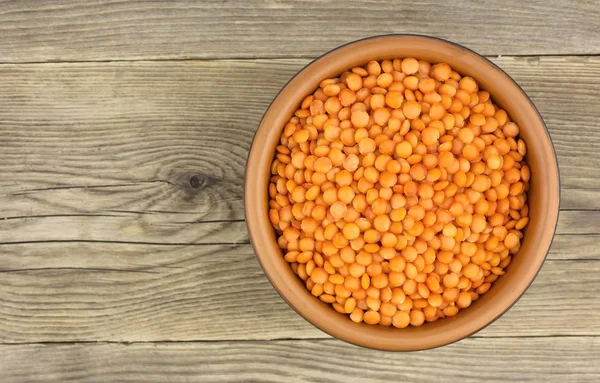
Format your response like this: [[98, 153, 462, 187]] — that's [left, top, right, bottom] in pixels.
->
[[0, 1, 598, 379], [0, 242, 598, 343], [2, 337, 599, 382], [0, 0, 599, 63], [0, 216, 249, 245], [0, 56, 599, 238], [0, 55, 599, 344], [549, 234, 600, 260], [0, 210, 596, 245]]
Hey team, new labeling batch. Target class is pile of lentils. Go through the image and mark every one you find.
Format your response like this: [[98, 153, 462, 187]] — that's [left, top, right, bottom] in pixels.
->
[[268, 58, 530, 328]]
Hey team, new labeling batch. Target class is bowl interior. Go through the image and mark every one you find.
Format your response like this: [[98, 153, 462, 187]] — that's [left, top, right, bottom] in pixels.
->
[[245, 35, 560, 351]]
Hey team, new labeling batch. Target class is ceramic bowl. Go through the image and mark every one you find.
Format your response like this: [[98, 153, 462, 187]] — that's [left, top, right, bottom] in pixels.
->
[[245, 35, 560, 351]]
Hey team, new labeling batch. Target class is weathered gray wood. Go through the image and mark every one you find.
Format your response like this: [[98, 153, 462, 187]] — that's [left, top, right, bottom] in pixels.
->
[[0, 216, 249, 245], [549, 234, 600, 260], [0, 55, 599, 345], [0, 234, 592, 273], [0, 242, 598, 343], [555, 211, 600, 235], [0, 56, 599, 239], [0, 1, 598, 379], [0, 210, 595, 245], [0, 0, 599, 63], [2, 337, 599, 382]]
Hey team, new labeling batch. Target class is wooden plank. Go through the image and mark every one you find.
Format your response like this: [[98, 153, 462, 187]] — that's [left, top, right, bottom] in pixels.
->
[[549, 234, 600, 260], [0, 56, 599, 235], [2, 337, 599, 382], [0, 234, 593, 272], [0, 57, 598, 344], [555, 211, 600, 235], [0, 210, 595, 245], [0, 216, 249, 245], [0, 244, 317, 343], [561, 188, 600, 211], [0, 0, 599, 63], [0, 242, 598, 343]]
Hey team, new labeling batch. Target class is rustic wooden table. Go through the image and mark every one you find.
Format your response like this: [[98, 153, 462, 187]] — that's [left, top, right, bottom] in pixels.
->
[[1, 1, 599, 382]]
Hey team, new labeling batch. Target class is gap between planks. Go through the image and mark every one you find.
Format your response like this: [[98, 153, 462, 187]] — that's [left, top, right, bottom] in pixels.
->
[[1, 334, 599, 346], [0, 53, 599, 66]]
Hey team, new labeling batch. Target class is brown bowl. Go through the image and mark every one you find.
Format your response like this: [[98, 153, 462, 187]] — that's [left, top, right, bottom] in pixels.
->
[[245, 35, 560, 351]]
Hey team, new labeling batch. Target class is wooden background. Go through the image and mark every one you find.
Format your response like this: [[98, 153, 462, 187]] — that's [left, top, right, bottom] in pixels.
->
[[1, 1, 599, 382]]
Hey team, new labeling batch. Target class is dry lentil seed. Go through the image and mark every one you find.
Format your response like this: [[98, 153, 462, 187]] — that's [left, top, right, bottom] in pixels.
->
[[270, 58, 530, 328]]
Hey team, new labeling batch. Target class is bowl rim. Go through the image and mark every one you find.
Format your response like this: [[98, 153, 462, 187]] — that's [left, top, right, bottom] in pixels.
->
[[245, 34, 560, 351]]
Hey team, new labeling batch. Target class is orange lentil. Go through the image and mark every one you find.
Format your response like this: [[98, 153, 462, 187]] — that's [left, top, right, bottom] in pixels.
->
[[270, 58, 529, 328]]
